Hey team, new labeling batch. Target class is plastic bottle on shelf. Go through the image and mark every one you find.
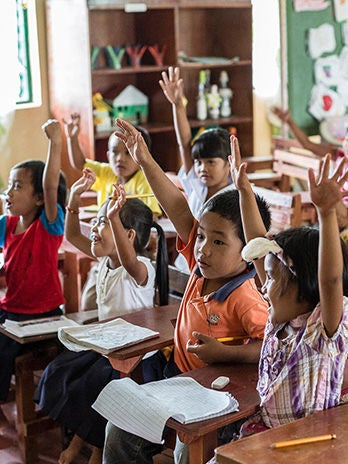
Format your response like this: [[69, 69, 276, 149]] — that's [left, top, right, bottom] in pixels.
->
[[219, 70, 233, 118], [197, 70, 208, 121], [207, 84, 221, 119]]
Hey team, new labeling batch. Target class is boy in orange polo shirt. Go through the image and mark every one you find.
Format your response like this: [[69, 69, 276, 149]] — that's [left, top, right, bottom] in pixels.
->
[[101, 120, 271, 464]]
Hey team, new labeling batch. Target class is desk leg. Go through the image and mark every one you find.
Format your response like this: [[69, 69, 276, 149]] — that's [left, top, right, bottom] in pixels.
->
[[188, 431, 217, 464], [62, 251, 80, 313]]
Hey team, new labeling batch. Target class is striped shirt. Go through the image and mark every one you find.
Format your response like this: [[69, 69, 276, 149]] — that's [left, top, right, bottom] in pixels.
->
[[258, 297, 348, 428]]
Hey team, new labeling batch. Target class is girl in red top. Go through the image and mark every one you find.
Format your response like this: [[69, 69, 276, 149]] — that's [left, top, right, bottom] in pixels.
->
[[0, 119, 67, 402]]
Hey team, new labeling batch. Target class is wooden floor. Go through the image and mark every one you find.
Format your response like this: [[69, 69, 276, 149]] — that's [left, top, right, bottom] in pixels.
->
[[0, 401, 89, 464]]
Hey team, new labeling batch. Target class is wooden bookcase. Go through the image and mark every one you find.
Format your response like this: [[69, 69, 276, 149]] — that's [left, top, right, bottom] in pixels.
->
[[46, 0, 253, 185]]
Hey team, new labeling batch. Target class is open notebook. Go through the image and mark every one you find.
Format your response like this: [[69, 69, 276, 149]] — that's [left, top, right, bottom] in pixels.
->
[[93, 376, 239, 443], [58, 318, 159, 355], [2, 315, 79, 338]]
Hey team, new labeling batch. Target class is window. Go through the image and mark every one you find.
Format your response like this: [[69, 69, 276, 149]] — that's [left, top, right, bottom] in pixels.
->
[[15, 0, 41, 107]]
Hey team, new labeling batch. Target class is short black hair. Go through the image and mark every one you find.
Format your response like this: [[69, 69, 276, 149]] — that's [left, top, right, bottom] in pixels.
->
[[191, 128, 230, 161], [111, 124, 151, 150], [200, 188, 271, 247]]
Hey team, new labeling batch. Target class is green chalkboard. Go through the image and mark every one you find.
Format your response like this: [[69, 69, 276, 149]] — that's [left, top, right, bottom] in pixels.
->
[[286, 1, 343, 135]]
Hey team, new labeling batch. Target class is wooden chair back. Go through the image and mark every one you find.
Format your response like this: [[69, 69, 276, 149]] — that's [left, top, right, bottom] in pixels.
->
[[244, 137, 321, 195], [167, 264, 189, 304], [253, 186, 304, 234]]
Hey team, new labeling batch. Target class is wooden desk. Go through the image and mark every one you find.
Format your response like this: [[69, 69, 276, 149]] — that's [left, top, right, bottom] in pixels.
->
[[166, 363, 259, 464], [106, 304, 179, 377], [0, 304, 178, 463], [215, 403, 348, 464]]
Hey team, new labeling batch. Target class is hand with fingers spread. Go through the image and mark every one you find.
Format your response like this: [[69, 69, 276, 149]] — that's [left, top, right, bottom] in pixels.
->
[[308, 154, 348, 213], [114, 118, 152, 167], [159, 66, 185, 106]]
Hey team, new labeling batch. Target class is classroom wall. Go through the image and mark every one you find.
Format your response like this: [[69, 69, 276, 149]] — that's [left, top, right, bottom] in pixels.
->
[[0, 0, 271, 187], [0, 0, 50, 187]]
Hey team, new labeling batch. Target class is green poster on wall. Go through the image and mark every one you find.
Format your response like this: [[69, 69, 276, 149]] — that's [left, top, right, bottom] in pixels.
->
[[286, 1, 344, 135]]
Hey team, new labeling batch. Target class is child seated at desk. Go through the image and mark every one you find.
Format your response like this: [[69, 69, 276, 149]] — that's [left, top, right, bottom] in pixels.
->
[[101, 119, 271, 464], [64, 113, 162, 310], [64, 113, 161, 216], [34, 169, 168, 464], [216, 138, 348, 453], [0, 119, 67, 402]]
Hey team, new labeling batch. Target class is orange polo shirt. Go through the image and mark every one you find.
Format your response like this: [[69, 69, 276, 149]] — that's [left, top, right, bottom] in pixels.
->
[[174, 222, 268, 373]]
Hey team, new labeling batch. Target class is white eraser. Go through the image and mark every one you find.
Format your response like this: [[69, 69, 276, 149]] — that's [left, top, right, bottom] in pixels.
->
[[124, 3, 147, 13], [211, 376, 230, 390]]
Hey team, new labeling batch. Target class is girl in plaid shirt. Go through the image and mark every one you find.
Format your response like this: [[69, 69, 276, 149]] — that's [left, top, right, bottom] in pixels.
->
[[231, 137, 348, 436]]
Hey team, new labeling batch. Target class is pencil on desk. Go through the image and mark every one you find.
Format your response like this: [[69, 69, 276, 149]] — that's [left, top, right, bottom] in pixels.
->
[[108, 193, 155, 200], [217, 336, 249, 343], [271, 433, 336, 449]]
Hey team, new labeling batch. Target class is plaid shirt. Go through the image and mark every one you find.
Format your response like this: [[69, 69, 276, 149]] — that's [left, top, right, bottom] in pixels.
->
[[258, 297, 348, 428]]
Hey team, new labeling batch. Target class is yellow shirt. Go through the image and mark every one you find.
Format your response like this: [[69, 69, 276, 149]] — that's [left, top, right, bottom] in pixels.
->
[[84, 159, 162, 215]]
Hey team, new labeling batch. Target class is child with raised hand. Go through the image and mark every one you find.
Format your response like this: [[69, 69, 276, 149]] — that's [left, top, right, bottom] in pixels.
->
[[0, 119, 67, 402], [101, 119, 270, 464], [34, 168, 169, 464], [229, 135, 348, 437], [159, 66, 231, 217], [63, 113, 161, 217]]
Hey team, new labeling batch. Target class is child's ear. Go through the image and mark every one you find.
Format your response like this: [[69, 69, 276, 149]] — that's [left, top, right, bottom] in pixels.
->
[[127, 228, 136, 243], [35, 193, 44, 206]]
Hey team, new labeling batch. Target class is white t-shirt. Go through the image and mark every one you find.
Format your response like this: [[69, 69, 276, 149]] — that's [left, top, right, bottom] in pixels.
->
[[96, 256, 156, 321]]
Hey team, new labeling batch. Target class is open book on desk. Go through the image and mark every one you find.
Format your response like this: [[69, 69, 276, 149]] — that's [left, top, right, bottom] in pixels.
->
[[93, 377, 239, 444], [58, 318, 160, 355], [2, 315, 79, 338]]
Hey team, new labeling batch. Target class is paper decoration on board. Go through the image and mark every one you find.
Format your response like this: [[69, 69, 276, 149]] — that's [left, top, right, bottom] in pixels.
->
[[308, 23, 336, 59], [293, 0, 330, 12], [337, 80, 348, 106], [333, 0, 348, 22], [342, 21, 348, 44], [339, 46, 348, 78], [314, 55, 341, 86], [308, 83, 345, 120], [319, 115, 348, 144]]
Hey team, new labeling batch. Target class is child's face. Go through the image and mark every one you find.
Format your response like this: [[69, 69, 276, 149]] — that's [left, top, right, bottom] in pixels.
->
[[194, 211, 246, 281], [5, 168, 42, 217], [262, 254, 299, 324], [107, 136, 139, 183], [193, 158, 230, 190], [89, 204, 116, 259]]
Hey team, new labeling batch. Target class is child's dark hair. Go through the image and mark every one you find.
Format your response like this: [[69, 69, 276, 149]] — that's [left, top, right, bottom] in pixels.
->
[[111, 125, 151, 150], [191, 128, 230, 161], [13, 160, 67, 218], [119, 199, 168, 305], [273, 227, 348, 307], [200, 188, 271, 247]]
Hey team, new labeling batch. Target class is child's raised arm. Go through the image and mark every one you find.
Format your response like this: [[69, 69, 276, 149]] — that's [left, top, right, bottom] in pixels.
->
[[63, 113, 86, 171], [230, 135, 268, 284], [65, 168, 96, 257], [115, 118, 194, 245], [41, 119, 63, 223], [107, 184, 148, 286], [308, 154, 348, 336], [159, 67, 192, 174]]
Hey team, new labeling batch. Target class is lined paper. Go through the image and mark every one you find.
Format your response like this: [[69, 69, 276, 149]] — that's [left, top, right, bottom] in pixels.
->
[[93, 377, 239, 443]]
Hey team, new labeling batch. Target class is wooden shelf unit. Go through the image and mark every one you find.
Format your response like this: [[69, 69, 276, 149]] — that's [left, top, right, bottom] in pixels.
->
[[46, 0, 253, 184]]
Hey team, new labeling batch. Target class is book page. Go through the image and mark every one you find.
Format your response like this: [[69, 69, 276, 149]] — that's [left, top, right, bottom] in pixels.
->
[[92, 377, 239, 444], [3, 315, 79, 338], [58, 318, 159, 354]]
